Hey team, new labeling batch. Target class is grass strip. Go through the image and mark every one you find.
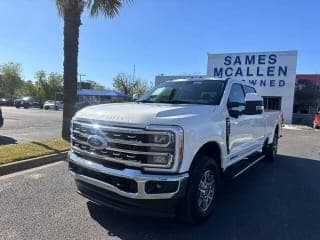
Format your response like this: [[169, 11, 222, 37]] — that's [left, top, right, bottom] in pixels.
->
[[0, 137, 70, 165]]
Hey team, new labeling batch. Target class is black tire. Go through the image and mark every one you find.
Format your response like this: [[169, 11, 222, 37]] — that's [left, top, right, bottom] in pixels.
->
[[177, 155, 221, 224], [16, 105, 20, 108], [44, 106, 49, 110], [263, 129, 278, 162]]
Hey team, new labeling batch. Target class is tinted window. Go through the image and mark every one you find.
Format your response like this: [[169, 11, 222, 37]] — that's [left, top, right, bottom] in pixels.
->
[[244, 85, 256, 93], [228, 84, 245, 104]]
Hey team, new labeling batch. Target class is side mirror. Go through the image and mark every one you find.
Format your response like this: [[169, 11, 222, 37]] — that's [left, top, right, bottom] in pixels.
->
[[244, 93, 264, 115], [227, 101, 244, 118]]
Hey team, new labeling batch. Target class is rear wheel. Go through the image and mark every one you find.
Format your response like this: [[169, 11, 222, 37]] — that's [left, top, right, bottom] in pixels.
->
[[263, 130, 278, 161], [178, 155, 220, 224]]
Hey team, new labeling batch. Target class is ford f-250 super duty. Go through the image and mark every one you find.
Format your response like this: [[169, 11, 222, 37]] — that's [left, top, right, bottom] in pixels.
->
[[68, 77, 282, 223]]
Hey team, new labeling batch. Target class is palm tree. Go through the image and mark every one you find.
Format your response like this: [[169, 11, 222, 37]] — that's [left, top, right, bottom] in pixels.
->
[[56, 0, 130, 140]]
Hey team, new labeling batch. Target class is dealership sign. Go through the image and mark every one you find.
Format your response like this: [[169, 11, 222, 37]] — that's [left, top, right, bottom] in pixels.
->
[[207, 51, 297, 90]]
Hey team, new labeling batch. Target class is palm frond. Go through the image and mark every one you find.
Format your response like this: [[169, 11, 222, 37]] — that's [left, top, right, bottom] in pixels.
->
[[55, 0, 85, 17], [87, 0, 132, 19], [55, 0, 66, 17]]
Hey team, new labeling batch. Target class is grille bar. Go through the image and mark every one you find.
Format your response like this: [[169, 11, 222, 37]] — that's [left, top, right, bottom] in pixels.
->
[[72, 123, 172, 147], [71, 136, 171, 157], [72, 146, 173, 168]]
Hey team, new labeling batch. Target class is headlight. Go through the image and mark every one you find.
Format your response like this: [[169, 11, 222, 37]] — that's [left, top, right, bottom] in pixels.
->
[[146, 154, 172, 165], [144, 125, 184, 173], [152, 134, 170, 145]]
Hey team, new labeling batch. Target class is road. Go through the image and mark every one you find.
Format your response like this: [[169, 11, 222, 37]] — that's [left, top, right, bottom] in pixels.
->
[[0, 129, 320, 240], [0, 107, 62, 145]]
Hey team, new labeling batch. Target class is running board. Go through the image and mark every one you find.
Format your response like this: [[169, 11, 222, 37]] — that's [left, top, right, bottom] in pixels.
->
[[232, 155, 265, 179], [223, 153, 265, 180]]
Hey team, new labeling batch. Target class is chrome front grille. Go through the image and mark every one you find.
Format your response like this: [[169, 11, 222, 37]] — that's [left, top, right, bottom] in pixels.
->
[[71, 120, 176, 169]]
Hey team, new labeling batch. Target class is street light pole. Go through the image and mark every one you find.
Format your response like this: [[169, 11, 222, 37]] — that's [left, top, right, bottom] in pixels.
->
[[78, 73, 86, 89]]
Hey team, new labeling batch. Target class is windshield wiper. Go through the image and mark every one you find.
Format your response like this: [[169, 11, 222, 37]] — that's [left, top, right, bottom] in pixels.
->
[[157, 100, 194, 104], [136, 100, 154, 103], [138, 100, 196, 104]]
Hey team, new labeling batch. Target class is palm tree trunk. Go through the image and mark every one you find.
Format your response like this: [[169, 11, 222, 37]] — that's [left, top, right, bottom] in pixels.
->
[[62, 2, 82, 141]]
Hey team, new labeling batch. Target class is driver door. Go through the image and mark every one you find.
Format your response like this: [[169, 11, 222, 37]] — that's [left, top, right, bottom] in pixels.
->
[[227, 83, 254, 161]]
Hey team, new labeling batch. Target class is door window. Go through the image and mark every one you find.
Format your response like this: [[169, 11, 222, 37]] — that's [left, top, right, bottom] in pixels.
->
[[244, 85, 256, 94], [228, 84, 245, 105]]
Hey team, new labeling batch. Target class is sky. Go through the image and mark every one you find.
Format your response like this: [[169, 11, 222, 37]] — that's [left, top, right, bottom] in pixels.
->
[[0, 0, 319, 88]]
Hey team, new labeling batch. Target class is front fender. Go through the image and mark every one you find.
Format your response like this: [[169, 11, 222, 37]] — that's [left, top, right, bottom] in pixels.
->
[[179, 118, 227, 173]]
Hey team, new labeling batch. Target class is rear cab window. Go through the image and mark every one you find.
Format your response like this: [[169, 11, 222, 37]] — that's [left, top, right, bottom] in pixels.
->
[[243, 85, 256, 94]]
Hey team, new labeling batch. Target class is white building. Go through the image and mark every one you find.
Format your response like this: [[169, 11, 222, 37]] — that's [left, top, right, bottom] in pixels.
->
[[155, 50, 297, 123]]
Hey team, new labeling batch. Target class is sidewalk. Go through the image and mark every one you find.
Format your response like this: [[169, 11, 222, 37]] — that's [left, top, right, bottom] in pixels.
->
[[283, 124, 316, 131]]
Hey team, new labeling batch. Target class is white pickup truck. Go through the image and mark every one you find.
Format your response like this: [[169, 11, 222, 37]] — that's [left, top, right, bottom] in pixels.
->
[[68, 77, 282, 223]]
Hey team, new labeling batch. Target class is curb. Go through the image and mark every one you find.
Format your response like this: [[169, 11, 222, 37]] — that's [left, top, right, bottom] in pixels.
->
[[0, 151, 68, 176]]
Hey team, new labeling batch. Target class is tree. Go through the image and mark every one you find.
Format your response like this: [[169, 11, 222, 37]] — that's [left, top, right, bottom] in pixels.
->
[[33, 71, 63, 99], [294, 79, 320, 113], [34, 70, 49, 98], [133, 79, 153, 96], [295, 79, 320, 105], [19, 80, 37, 96], [112, 73, 136, 95], [113, 73, 153, 96], [56, 0, 131, 141], [0, 62, 23, 97], [47, 72, 63, 99]]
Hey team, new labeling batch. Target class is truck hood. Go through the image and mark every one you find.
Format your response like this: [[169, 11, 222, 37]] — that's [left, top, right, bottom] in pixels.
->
[[74, 102, 218, 127]]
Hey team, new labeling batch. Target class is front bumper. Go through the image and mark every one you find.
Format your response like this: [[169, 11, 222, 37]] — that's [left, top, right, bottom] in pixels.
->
[[68, 151, 189, 200]]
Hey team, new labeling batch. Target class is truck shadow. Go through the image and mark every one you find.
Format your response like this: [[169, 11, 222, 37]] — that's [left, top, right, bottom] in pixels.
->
[[0, 135, 17, 145], [87, 154, 320, 240]]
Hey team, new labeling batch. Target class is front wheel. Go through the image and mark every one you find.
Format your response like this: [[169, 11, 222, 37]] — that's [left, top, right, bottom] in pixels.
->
[[263, 130, 278, 161], [177, 155, 221, 224]]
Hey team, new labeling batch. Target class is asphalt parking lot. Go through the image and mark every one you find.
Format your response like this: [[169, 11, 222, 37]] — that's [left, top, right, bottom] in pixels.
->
[[0, 106, 62, 145], [0, 128, 319, 240]]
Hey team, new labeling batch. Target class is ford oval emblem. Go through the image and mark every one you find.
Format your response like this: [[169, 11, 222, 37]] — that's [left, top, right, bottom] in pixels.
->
[[87, 135, 108, 150]]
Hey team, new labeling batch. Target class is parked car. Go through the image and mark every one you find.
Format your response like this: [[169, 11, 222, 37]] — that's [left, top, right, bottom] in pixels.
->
[[68, 77, 283, 224], [76, 101, 92, 110], [0, 97, 15, 106], [0, 107, 3, 127], [0, 98, 9, 106], [44, 100, 64, 110], [15, 96, 43, 109], [313, 111, 320, 129]]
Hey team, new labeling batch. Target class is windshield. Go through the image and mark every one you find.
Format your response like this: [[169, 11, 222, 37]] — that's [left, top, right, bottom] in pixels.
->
[[139, 80, 226, 105]]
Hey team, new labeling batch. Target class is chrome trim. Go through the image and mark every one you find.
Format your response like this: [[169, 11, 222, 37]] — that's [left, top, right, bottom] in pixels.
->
[[72, 129, 172, 148], [71, 136, 171, 157], [71, 147, 173, 168], [68, 151, 189, 199], [72, 120, 172, 147]]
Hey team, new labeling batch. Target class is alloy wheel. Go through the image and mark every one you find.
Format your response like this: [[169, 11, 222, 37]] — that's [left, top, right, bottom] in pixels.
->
[[197, 169, 215, 212]]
